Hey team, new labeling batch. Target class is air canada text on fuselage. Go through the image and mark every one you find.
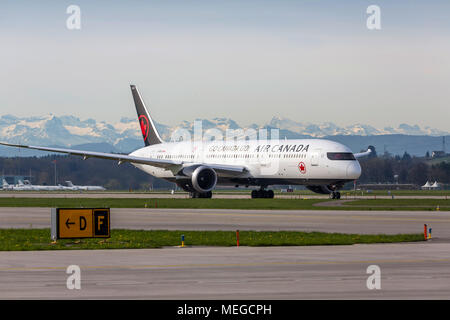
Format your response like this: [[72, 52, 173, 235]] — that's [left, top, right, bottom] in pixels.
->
[[208, 144, 310, 153]]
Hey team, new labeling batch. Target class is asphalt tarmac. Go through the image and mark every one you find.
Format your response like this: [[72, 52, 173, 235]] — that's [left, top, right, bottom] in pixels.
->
[[1, 242, 449, 299], [1, 206, 449, 299]]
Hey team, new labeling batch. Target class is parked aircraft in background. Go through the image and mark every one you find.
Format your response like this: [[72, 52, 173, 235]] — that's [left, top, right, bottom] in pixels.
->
[[2, 179, 14, 191], [65, 181, 106, 191], [17, 180, 64, 191], [0, 85, 371, 199], [1, 179, 35, 191], [0, 179, 106, 191]]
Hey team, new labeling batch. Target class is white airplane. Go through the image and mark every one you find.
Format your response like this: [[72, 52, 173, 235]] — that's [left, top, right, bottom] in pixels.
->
[[1, 179, 28, 191], [15, 180, 33, 191], [17, 179, 64, 191], [2, 179, 14, 191], [65, 181, 106, 191], [0, 85, 372, 199]]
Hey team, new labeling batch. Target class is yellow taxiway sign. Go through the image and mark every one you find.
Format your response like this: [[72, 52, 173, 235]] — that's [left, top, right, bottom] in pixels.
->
[[51, 208, 110, 240]]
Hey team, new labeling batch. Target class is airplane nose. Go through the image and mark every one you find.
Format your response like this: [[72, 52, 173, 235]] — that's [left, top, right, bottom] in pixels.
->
[[346, 161, 361, 179]]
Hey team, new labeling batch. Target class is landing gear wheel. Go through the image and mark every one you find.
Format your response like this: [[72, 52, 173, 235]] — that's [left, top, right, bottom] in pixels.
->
[[251, 189, 274, 199], [190, 191, 212, 198], [329, 191, 341, 200]]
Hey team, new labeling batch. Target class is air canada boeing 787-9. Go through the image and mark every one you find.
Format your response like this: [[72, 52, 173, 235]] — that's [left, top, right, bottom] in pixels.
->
[[0, 85, 372, 199]]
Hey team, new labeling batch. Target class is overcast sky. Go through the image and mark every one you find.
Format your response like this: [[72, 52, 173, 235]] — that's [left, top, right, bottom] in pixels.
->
[[1, 0, 449, 131]]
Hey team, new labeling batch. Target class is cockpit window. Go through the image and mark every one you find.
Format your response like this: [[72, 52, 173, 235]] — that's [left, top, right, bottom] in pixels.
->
[[327, 152, 356, 160]]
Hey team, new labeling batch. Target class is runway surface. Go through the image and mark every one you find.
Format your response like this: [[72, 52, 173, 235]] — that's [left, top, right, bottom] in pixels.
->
[[1, 242, 450, 299], [1, 207, 449, 238]]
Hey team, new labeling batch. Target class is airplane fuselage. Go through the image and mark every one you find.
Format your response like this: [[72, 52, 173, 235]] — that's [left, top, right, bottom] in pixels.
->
[[130, 138, 361, 188]]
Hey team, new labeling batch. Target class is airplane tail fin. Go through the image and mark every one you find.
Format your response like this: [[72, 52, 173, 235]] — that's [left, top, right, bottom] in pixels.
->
[[130, 85, 163, 146], [18, 180, 24, 186], [65, 181, 74, 187], [2, 179, 8, 187]]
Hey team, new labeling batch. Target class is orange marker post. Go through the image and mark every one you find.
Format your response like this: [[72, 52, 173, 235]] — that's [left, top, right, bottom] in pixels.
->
[[424, 224, 428, 240], [236, 230, 240, 247]]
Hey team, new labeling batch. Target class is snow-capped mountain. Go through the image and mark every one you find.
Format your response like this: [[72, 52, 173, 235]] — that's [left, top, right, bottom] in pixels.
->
[[268, 117, 448, 137], [0, 114, 448, 152]]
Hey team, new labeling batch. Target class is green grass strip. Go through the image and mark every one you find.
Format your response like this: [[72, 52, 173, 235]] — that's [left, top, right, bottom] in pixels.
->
[[0, 198, 326, 210], [0, 229, 424, 251]]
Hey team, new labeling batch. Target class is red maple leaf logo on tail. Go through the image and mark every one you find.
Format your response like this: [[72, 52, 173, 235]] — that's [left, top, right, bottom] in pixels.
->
[[139, 115, 149, 140]]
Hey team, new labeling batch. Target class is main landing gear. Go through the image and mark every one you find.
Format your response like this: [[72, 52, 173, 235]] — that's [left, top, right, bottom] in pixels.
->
[[329, 191, 341, 199], [189, 191, 212, 198], [251, 189, 274, 199]]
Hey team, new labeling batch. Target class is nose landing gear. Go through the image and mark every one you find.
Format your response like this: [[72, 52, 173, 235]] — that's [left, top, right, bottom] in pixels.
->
[[329, 191, 341, 199]]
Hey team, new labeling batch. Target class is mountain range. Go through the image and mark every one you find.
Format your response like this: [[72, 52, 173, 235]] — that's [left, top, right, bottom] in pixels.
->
[[0, 114, 448, 157]]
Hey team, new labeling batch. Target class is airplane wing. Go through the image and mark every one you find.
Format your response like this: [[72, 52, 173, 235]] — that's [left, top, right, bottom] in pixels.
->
[[0, 142, 246, 175]]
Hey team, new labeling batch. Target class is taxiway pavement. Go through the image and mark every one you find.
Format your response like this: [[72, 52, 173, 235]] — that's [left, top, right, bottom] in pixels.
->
[[1, 242, 449, 299]]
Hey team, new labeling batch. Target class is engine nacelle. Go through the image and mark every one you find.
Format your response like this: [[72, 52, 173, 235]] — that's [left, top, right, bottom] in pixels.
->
[[191, 166, 217, 193], [177, 165, 218, 193], [306, 185, 333, 194]]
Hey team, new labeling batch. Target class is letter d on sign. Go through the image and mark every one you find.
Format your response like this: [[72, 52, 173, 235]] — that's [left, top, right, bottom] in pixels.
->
[[66, 265, 81, 290], [366, 265, 381, 290]]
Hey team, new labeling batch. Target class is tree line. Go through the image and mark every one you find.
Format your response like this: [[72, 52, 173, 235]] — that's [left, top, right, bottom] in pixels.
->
[[358, 152, 449, 185]]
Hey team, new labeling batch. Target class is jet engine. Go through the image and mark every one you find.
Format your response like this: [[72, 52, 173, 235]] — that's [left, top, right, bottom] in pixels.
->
[[176, 165, 218, 193], [191, 166, 217, 193]]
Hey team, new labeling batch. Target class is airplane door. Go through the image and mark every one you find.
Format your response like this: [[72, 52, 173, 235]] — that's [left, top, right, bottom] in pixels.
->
[[311, 149, 321, 166]]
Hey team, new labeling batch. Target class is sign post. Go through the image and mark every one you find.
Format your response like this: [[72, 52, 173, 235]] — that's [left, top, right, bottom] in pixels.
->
[[51, 208, 110, 241]]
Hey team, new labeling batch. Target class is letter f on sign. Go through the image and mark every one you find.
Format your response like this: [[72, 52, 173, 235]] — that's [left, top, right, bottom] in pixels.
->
[[97, 216, 104, 231]]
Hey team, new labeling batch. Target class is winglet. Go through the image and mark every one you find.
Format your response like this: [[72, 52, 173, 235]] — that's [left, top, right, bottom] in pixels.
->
[[354, 145, 375, 159], [130, 85, 163, 146]]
